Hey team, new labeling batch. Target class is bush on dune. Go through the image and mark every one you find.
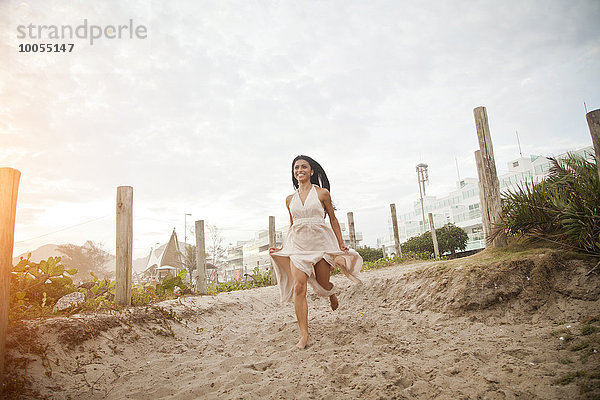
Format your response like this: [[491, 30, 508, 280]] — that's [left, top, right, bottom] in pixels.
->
[[496, 153, 600, 256], [9, 256, 192, 321]]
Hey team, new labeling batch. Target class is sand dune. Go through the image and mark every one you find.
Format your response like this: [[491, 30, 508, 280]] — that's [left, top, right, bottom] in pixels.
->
[[6, 250, 600, 399]]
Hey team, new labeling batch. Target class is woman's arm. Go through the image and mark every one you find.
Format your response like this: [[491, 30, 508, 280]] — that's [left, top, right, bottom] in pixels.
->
[[317, 187, 349, 251], [269, 195, 294, 254], [286, 194, 294, 226]]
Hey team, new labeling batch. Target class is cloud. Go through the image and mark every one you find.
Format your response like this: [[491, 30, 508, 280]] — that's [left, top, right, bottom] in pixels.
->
[[3, 0, 600, 257]]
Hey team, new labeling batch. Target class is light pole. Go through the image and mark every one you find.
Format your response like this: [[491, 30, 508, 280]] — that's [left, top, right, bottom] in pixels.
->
[[184, 213, 192, 248], [416, 163, 429, 233]]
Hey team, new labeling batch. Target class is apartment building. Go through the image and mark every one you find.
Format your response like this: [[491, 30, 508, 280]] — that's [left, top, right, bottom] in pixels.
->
[[378, 146, 594, 254]]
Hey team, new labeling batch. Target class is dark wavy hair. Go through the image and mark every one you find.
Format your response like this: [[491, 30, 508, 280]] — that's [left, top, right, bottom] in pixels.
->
[[291, 155, 330, 191]]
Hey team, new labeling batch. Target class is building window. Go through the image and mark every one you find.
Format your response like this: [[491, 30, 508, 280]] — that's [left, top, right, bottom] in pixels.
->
[[512, 161, 519, 168]]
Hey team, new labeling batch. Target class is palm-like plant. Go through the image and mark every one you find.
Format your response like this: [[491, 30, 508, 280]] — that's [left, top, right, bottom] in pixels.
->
[[496, 153, 600, 256]]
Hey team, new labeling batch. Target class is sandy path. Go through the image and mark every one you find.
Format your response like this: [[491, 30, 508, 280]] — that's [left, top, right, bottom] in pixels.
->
[[15, 260, 599, 399]]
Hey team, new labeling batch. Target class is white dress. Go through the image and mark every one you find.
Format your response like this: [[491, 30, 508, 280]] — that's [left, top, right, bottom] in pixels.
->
[[270, 185, 363, 303]]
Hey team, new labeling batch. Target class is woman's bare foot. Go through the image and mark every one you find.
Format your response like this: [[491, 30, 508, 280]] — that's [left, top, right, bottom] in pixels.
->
[[296, 335, 310, 349], [329, 294, 339, 311]]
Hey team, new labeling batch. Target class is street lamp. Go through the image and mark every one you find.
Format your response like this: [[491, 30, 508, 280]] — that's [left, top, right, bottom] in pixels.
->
[[416, 163, 429, 233]]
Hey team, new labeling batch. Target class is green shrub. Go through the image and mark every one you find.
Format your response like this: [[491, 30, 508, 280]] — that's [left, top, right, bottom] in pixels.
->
[[208, 267, 271, 294], [10, 255, 77, 321], [10, 256, 196, 319], [497, 154, 600, 256], [402, 224, 469, 256], [156, 270, 188, 296], [357, 247, 384, 262], [403, 232, 434, 255]]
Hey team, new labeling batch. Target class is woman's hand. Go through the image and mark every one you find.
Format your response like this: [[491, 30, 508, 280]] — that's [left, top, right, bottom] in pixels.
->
[[338, 242, 349, 251], [269, 247, 282, 254]]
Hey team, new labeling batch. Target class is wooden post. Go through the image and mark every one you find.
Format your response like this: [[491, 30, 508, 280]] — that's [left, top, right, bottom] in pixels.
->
[[586, 109, 600, 180], [268, 216, 277, 285], [381, 245, 386, 259], [0, 168, 20, 381], [416, 164, 428, 233], [115, 186, 133, 306], [428, 213, 440, 258], [195, 220, 207, 295], [390, 204, 402, 257], [475, 150, 492, 246], [473, 106, 507, 247], [347, 212, 357, 249]]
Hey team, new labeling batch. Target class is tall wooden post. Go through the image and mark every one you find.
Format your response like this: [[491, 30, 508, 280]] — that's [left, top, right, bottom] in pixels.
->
[[0, 168, 20, 381], [416, 164, 428, 233], [390, 204, 402, 257], [347, 212, 357, 249], [195, 220, 207, 295], [115, 186, 133, 306], [381, 245, 386, 259], [268, 216, 277, 285], [586, 109, 600, 180], [475, 150, 492, 245], [428, 213, 440, 258], [473, 106, 507, 247]]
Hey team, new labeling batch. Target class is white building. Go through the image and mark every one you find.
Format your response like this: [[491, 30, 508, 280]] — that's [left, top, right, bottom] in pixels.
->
[[378, 146, 595, 254]]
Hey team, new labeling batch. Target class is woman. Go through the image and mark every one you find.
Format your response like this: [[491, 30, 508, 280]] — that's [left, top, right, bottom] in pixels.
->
[[269, 155, 363, 349]]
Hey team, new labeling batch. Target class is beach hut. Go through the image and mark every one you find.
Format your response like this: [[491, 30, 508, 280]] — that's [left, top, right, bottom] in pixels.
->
[[142, 229, 184, 282]]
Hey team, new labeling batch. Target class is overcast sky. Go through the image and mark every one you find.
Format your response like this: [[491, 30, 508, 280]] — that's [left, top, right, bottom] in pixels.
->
[[2, 0, 599, 259]]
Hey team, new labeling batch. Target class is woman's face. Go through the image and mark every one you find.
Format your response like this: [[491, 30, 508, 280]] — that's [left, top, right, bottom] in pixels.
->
[[293, 159, 312, 183]]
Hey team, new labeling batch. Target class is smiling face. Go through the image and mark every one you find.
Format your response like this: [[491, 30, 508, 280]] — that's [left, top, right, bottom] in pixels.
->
[[293, 159, 313, 184]]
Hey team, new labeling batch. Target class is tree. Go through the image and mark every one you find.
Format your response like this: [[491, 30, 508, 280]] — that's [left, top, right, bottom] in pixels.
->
[[402, 231, 434, 255], [57, 241, 112, 282], [356, 246, 384, 262], [436, 223, 468, 255], [180, 244, 196, 283], [401, 223, 468, 256], [207, 224, 226, 266]]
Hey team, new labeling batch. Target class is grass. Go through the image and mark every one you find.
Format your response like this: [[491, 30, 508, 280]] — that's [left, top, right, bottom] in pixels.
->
[[581, 325, 599, 336], [552, 326, 580, 344], [570, 342, 590, 352], [555, 370, 586, 385], [431, 238, 576, 273]]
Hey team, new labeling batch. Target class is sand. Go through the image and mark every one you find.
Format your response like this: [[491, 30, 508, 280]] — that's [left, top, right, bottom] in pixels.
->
[[5, 251, 600, 399]]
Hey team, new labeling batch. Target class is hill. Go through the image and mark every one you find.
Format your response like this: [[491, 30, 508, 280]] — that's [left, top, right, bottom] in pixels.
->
[[13, 243, 151, 275], [12, 244, 63, 264]]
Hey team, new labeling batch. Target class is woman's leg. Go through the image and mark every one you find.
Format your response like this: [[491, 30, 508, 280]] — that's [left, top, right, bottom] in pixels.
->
[[291, 263, 310, 349], [314, 259, 338, 311]]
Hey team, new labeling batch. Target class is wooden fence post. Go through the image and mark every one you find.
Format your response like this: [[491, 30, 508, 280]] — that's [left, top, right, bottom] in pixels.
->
[[0, 168, 20, 382], [473, 106, 507, 247], [195, 220, 207, 295], [347, 212, 357, 249], [115, 186, 133, 306], [269, 216, 277, 285], [390, 204, 402, 257], [475, 150, 492, 246], [586, 109, 600, 180], [428, 213, 440, 258]]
